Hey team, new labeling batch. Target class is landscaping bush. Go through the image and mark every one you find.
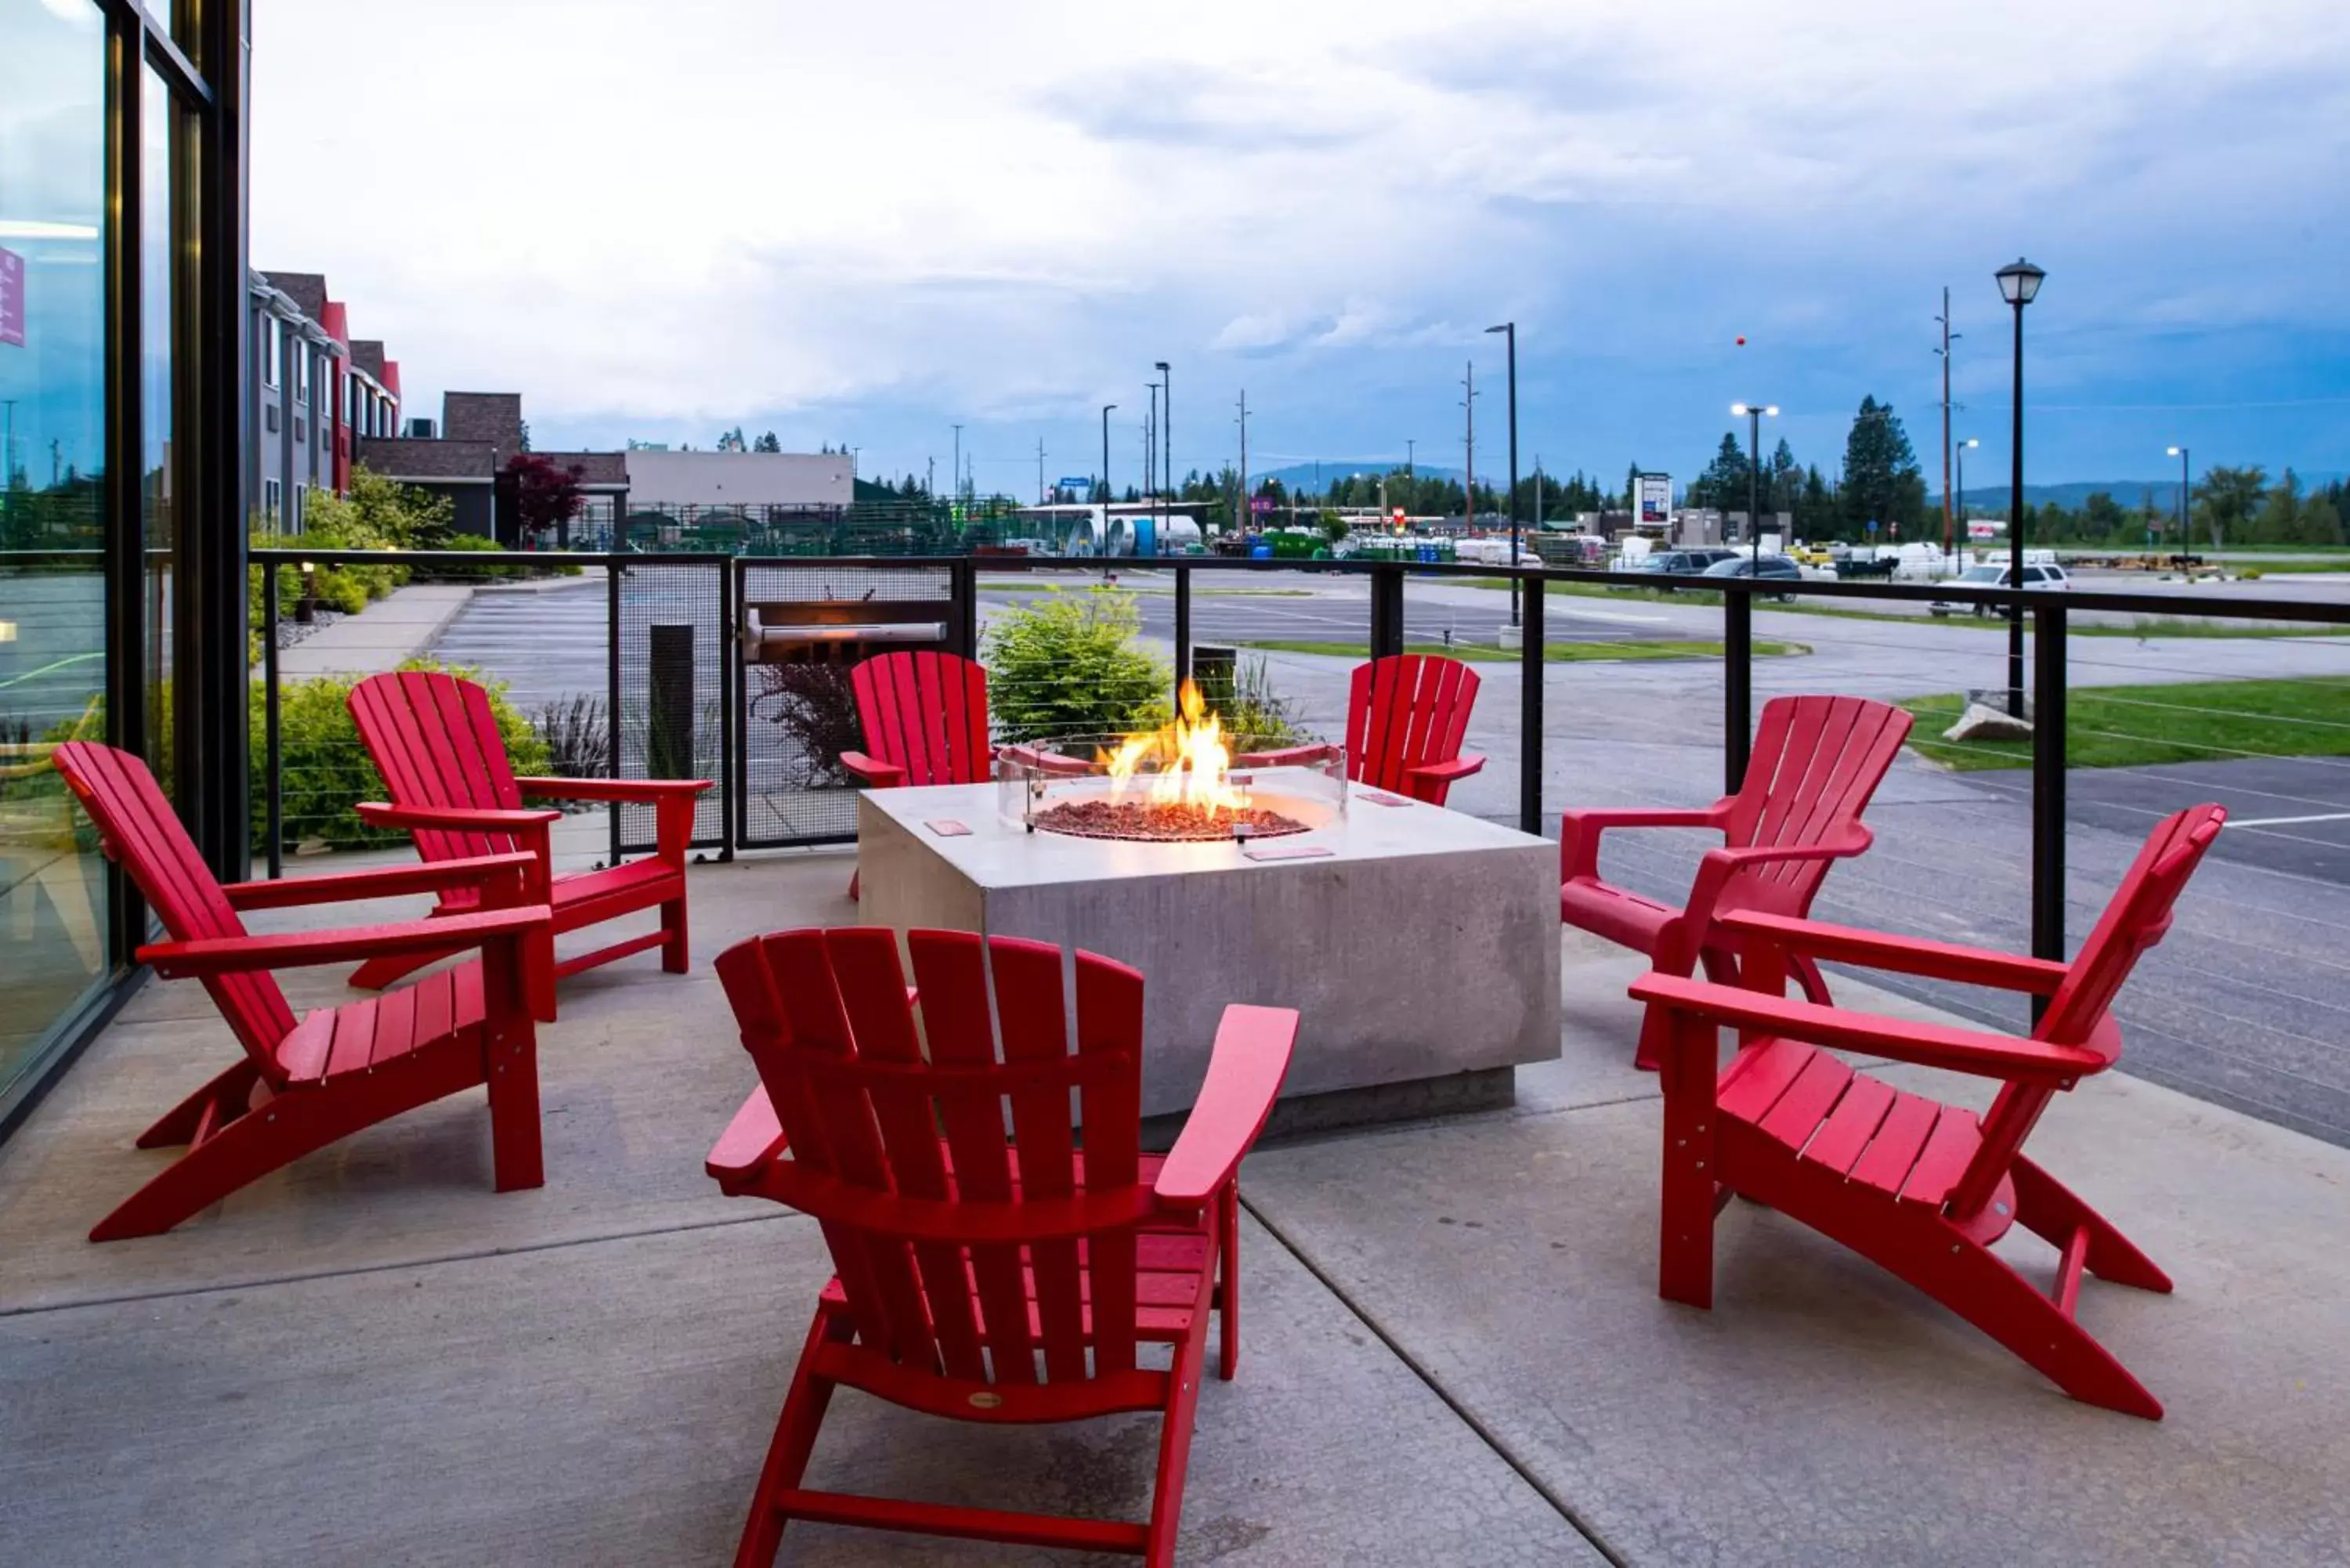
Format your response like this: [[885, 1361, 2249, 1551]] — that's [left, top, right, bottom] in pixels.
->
[[532, 693, 610, 782], [749, 663, 862, 789], [982, 594, 1168, 742], [264, 659, 546, 853]]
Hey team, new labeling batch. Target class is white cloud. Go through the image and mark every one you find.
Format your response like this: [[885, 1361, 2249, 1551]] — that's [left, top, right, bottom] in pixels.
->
[[253, 0, 2350, 476]]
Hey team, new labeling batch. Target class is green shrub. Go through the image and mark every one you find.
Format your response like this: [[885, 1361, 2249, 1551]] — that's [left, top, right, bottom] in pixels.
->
[[412, 532, 526, 582], [982, 594, 1168, 742], [264, 659, 547, 852]]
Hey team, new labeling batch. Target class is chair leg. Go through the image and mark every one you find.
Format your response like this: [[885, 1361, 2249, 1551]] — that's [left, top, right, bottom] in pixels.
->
[[1790, 952, 1833, 1006], [735, 1310, 846, 1568], [483, 1018, 545, 1193], [1655, 1016, 1719, 1308], [91, 1085, 338, 1241], [2010, 1155, 2171, 1293], [1217, 1180, 1242, 1381], [660, 893, 691, 974], [136, 1060, 264, 1148], [349, 945, 448, 992], [1914, 1223, 2164, 1418], [1141, 1314, 1211, 1568]]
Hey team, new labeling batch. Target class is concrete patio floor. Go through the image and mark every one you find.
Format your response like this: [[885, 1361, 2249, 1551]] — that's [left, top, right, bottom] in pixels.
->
[[2, 849, 2346, 1566]]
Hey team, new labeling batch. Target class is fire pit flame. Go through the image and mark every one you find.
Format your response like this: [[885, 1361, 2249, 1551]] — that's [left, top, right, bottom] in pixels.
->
[[1101, 678, 1246, 819]]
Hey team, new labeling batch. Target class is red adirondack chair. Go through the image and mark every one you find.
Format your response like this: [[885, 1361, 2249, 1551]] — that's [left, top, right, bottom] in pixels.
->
[[707, 925, 1297, 1566], [1238, 652, 1484, 804], [1560, 694, 1913, 1068], [1629, 804, 2225, 1419], [838, 650, 993, 899], [347, 670, 710, 989], [50, 742, 556, 1241]]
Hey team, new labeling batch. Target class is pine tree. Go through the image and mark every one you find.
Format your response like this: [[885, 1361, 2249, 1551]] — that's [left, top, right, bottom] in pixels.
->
[[1839, 397, 1925, 540]]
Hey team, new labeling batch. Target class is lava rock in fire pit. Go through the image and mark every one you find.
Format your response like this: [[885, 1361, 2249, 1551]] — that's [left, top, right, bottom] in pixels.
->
[[1032, 799, 1309, 843]]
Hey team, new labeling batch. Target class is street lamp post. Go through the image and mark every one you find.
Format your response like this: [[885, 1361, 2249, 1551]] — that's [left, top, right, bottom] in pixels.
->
[[1995, 258, 2044, 720], [1730, 403, 1778, 568], [1101, 403, 1116, 578], [1484, 323, 1520, 625], [1954, 437, 1979, 566], [2167, 444, 2190, 555]]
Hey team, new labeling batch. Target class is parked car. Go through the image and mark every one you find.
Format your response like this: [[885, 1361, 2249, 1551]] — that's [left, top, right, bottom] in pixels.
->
[[1701, 553, 1806, 602], [1628, 549, 1732, 584], [1929, 562, 2070, 616]]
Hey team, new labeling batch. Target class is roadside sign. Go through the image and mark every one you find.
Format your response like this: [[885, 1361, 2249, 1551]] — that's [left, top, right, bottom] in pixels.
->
[[0, 248, 24, 349], [1250, 497, 1274, 514], [1057, 475, 1090, 490]]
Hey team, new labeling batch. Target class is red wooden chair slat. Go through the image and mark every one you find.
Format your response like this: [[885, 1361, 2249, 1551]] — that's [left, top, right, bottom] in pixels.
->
[[348, 670, 708, 989], [1245, 653, 1485, 805], [1562, 693, 1913, 1065], [49, 742, 554, 1241], [841, 652, 996, 900], [708, 926, 1296, 1566], [1632, 803, 2225, 1418]]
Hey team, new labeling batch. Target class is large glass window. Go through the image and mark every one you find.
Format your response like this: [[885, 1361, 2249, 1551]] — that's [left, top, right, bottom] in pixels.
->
[[0, 0, 110, 1099], [143, 63, 184, 803]]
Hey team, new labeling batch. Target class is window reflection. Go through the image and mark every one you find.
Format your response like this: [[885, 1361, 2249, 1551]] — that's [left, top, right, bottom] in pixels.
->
[[0, 0, 111, 1093]]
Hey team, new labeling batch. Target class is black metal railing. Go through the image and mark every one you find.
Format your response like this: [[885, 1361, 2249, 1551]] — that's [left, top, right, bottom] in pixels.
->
[[248, 544, 2350, 985]]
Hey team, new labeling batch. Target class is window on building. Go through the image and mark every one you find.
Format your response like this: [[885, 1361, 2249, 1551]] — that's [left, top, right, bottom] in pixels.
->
[[294, 345, 308, 406], [290, 484, 304, 532], [261, 313, 280, 388], [264, 477, 281, 522]]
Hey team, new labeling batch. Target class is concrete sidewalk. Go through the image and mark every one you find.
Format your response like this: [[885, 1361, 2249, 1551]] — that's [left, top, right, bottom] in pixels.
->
[[274, 582, 477, 679], [1, 855, 2345, 1565]]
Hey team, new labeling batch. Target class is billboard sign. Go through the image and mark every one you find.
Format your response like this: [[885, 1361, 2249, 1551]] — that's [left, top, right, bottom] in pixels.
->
[[1250, 496, 1275, 514], [1636, 473, 1672, 526], [1057, 475, 1090, 491], [1967, 518, 2005, 539], [0, 248, 24, 349]]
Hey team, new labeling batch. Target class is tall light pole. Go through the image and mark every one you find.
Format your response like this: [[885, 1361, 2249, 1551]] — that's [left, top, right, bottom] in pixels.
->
[[1955, 437, 1979, 564], [1485, 323, 1520, 623], [1460, 363, 1477, 533], [1235, 389, 1249, 535], [2167, 444, 2191, 554], [1101, 403, 1116, 576], [1156, 359, 1171, 500], [1730, 403, 1778, 567], [1996, 257, 2045, 720], [1935, 287, 1962, 559]]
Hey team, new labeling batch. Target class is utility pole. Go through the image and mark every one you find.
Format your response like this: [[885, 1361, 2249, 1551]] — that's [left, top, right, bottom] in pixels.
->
[[1235, 389, 1249, 532], [1406, 437, 1415, 478], [1460, 363, 1478, 528], [1101, 403, 1117, 571], [1934, 286, 1962, 564], [1036, 436, 1046, 504], [1156, 360, 1172, 541], [926, 455, 935, 497], [951, 425, 963, 507]]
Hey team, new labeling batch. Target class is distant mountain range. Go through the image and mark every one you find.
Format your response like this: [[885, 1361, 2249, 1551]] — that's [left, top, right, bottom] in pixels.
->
[[1253, 460, 1465, 489]]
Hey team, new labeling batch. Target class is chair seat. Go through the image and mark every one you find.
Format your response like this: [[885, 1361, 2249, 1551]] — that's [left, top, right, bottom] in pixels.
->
[[1559, 874, 1676, 954], [274, 961, 486, 1085], [1718, 1036, 1991, 1214], [436, 854, 678, 918]]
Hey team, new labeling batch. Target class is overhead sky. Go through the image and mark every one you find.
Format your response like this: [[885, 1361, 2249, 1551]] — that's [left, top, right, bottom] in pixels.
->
[[253, 0, 2350, 496]]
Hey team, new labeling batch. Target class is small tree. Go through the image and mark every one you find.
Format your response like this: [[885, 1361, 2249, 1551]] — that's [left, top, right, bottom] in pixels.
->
[[504, 453, 585, 544]]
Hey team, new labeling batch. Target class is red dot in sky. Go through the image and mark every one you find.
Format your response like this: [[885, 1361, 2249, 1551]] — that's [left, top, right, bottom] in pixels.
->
[[1735, 336, 1747, 345]]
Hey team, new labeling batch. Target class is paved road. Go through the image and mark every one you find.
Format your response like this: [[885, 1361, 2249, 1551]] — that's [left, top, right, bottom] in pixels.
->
[[418, 566, 2350, 1148]]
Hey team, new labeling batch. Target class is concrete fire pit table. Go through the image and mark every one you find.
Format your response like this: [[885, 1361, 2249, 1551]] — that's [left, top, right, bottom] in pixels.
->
[[856, 771, 1560, 1131]]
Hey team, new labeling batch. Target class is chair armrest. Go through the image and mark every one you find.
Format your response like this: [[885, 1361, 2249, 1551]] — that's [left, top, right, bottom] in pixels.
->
[[1713, 909, 2072, 995], [1628, 972, 2106, 1084], [706, 1085, 789, 1192], [354, 802, 562, 833], [838, 751, 906, 788], [1559, 803, 1730, 882], [1234, 742, 1338, 769], [221, 851, 540, 910], [512, 776, 713, 803], [1154, 1004, 1299, 1215], [1407, 753, 1485, 785], [140, 905, 554, 979]]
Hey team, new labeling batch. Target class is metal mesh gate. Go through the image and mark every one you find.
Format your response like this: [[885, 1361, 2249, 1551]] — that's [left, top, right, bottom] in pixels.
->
[[736, 560, 964, 847], [613, 558, 732, 854]]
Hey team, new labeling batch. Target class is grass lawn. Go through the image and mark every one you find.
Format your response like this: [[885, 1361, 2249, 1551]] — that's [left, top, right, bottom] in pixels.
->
[[1238, 637, 1807, 664], [1903, 676, 2350, 771]]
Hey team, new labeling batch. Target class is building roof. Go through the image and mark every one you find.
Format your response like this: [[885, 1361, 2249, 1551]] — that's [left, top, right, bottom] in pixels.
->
[[535, 450, 629, 487], [262, 271, 328, 322], [442, 392, 524, 454], [356, 437, 497, 482], [349, 341, 388, 381], [622, 449, 852, 508]]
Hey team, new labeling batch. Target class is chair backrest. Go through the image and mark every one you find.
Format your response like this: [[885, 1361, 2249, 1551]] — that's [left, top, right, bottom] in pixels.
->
[[348, 670, 527, 863], [1947, 804, 2225, 1222], [714, 926, 1157, 1389], [49, 742, 298, 1074], [1347, 654, 1480, 797], [850, 652, 991, 787], [1717, 695, 1914, 913]]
